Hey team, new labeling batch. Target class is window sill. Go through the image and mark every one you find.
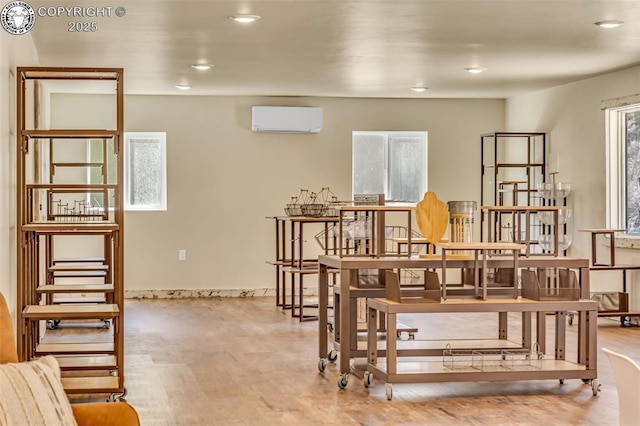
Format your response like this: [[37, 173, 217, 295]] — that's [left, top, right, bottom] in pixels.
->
[[613, 235, 640, 250]]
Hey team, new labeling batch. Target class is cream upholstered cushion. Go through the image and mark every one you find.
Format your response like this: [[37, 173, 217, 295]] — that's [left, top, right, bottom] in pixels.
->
[[0, 355, 77, 426]]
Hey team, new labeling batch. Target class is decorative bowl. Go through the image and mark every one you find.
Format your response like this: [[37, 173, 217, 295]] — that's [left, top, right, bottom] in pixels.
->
[[536, 182, 571, 200], [538, 234, 572, 252], [537, 209, 572, 225]]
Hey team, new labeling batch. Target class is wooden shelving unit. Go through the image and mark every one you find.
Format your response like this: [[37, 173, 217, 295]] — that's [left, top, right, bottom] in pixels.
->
[[579, 229, 640, 326], [480, 132, 559, 254], [16, 67, 126, 399]]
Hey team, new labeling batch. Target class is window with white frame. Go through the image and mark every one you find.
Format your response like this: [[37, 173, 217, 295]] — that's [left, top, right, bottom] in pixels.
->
[[88, 132, 167, 211], [125, 132, 167, 211], [352, 131, 427, 203], [606, 104, 640, 234]]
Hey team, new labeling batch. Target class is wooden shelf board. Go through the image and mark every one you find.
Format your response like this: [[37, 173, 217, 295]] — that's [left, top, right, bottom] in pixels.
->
[[353, 338, 525, 352], [37, 284, 114, 293], [53, 257, 106, 263], [598, 311, 640, 317], [19, 67, 122, 80], [22, 222, 119, 233], [61, 376, 120, 394], [23, 304, 119, 319], [36, 342, 115, 355], [371, 358, 586, 376], [52, 271, 108, 278], [54, 355, 117, 370], [26, 183, 118, 190], [590, 265, 640, 271], [579, 228, 626, 233], [22, 129, 118, 139], [49, 265, 109, 272]]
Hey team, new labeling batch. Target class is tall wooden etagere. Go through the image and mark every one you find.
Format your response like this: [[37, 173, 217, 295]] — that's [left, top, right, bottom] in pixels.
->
[[16, 67, 126, 399]]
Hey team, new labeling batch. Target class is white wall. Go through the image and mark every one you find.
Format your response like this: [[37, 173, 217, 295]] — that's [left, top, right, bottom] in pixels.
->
[[506, 65, 640, 302], [0, 32, 38, 317], [50, 94, 504, 292]]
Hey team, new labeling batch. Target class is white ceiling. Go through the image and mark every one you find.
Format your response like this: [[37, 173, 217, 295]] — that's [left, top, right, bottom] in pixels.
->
[[26, 0, 640, 98]]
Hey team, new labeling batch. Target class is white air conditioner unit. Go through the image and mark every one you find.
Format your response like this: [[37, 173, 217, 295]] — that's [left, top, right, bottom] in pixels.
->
[[251, 106, 323, 133]]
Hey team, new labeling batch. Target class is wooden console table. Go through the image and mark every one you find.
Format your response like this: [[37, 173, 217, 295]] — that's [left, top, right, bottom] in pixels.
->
[[317, 255, 591, 388]]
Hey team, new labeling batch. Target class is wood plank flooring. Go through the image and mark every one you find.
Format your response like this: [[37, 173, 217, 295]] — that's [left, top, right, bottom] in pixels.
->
[[63, 297, 639, 425]]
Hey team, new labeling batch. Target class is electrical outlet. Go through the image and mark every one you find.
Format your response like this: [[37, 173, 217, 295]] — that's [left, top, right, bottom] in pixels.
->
[[178, 249, 187, 261]]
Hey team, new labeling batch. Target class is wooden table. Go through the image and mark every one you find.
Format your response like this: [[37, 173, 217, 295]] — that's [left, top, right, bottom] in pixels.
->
[[317, 255, 591, 386]]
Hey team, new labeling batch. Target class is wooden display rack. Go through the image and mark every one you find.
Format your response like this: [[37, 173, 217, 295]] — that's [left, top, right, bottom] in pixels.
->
[[16, 67, 126, 399], [579, 228, 640, 326]]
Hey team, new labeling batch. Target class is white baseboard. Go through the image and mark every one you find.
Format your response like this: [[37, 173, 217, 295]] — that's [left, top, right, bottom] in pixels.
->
[[125, 288, 277, 299]]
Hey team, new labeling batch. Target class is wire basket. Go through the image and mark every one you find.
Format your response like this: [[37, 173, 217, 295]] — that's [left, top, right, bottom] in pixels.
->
[[301, 203, 326, 217], [324, 201, 345, 217], [284, 204, 303, 217], [443, 344, 543, 371], [283, 187, 346, 217]]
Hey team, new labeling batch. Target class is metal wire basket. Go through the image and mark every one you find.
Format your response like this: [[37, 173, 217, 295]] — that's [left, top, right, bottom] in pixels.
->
[[301, 203, 326, 217], [284, 204, 303, 217]]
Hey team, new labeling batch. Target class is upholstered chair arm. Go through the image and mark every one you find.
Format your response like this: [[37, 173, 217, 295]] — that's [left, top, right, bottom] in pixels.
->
[[72, 401, 140, 426]]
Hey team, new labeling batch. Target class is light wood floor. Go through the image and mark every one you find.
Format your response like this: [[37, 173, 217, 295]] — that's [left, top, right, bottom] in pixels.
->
[[66, 297, 639, 425]]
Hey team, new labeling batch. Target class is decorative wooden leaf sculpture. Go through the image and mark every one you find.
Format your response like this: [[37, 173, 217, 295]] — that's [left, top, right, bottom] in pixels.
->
[[416, 191, 448, 245]]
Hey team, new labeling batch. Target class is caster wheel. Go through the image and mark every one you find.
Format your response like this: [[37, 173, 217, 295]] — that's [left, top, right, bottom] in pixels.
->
[[591, 379, 601, 396], [559, 379, 565, 385], [385, 383, 393, 400], [107, 393, 121, 402], [582, 378, 591, 384], [568, 315, 574, 326], [408, 332, 415, 341], [318, 358, 327, 373], [338, 374, 349, 389], [364, 371, 373, 388], [396, 331, 402, 338], [47, 320, 60, 330], [327, 349, 338, 363], [102, 320, 110, 329], [328, 323, 334, 333], [107, 387, 128, 402]]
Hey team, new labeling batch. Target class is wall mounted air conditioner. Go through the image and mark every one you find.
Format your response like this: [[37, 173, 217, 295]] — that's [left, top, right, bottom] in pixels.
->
[[251, 106, 323, 133]]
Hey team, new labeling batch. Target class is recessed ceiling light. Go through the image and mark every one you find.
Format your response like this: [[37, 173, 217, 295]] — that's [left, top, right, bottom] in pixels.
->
[[465, 67, 486, 74], [410, 87, 428, 92], [174, 85, 192, 90], [229, 14, 261, 23], [190, 64, 213, 71], [595, 20, 624, 28]]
